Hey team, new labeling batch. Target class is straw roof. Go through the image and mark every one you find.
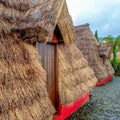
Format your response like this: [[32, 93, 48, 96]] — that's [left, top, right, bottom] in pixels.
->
[[57, 1, 75, 45], [58, 44, 97, 105], [0, 1, 76, 118], [0, 34, 55, 119], [75, 24, 109, 81], [104, 59, 115, 76], [99, 43, 115, 75], [29, 0, 97, 105], [99, 43, 113, 59], [0, 0, 75, 45]]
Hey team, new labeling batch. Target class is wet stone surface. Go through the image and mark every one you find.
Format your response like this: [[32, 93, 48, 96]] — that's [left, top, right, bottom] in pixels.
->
[[66, 76, 120, 120]]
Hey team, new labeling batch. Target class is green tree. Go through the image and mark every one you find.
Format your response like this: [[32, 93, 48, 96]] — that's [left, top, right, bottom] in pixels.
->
[[102, 35, 120, 72], [95, 30, 99, 42]]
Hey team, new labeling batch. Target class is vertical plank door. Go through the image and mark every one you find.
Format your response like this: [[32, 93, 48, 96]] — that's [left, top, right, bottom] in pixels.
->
[[36, 42, 58, 110]]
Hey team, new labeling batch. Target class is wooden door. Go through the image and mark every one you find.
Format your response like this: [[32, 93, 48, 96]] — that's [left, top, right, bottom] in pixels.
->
[[36, 42, 58, 110]]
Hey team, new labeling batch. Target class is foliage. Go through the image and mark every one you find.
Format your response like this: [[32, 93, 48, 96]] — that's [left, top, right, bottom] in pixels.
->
[[102, 35, 115, 43], [102, 35, 120, 50], [116, 35, 120, 51], [110, 57, 120, 75], [95, 30, 99, 42], [102, 35, 120, 72]]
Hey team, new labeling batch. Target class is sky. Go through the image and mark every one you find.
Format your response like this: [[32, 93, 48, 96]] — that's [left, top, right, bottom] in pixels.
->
[[66, 0, 120, 37]]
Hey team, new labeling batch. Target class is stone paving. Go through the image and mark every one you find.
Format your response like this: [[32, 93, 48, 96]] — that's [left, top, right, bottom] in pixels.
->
[[66, 76, 120, 120]]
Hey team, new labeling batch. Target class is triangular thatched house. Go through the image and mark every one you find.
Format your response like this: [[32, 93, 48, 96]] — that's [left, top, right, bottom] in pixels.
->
[[99, 43, 115, 76], [35, 1, 97, 119], [75, 24, 110, 83], [0, 0, 98, 119], [0, 1, 56, 120]]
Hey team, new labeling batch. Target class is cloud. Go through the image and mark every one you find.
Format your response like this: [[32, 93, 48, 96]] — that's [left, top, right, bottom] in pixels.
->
[[66, 0, 120, 37], [66, 0, 108, 20]]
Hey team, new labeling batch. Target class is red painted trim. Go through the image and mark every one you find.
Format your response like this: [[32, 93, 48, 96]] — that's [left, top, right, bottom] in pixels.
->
[[96, 76, 112, 86], [54, 92, 89, 120], [52, 34, 58, 42]]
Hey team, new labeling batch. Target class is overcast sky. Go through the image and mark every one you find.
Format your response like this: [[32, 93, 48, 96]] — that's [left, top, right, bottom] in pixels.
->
[[66, 0, 120, 37]]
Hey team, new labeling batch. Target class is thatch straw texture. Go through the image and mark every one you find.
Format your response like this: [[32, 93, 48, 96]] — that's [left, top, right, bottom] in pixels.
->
[[57, 1, 76, 45], [0, 0, 75, 44], [99, 43, 115, 75], [99, 43, 113, 58], [0, 34, 55, 120], [58, 44, 97, 105], [75, 24, 108, 81], [104, 59, 115, 76]]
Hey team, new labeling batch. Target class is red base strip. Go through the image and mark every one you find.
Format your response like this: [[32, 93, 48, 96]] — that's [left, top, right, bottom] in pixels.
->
[[96, 76, 112, 86], [54, 92, 89, 120]]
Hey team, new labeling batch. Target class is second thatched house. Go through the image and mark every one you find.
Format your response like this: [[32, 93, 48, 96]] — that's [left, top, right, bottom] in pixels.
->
[[75, 24, 113, 86]]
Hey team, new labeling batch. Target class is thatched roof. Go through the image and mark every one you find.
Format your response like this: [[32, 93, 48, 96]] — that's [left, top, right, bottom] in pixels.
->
[[99, 43, 115, 75], [58, 44, 97, 105], [75, 24, 109, 81], [104, 59, 115, 76], [0, 0, 77, 119], [99, 43, 113, 58], [0, 0, 75, 45], [0, 34, 55, 119], [57, 1, 75, 45]]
